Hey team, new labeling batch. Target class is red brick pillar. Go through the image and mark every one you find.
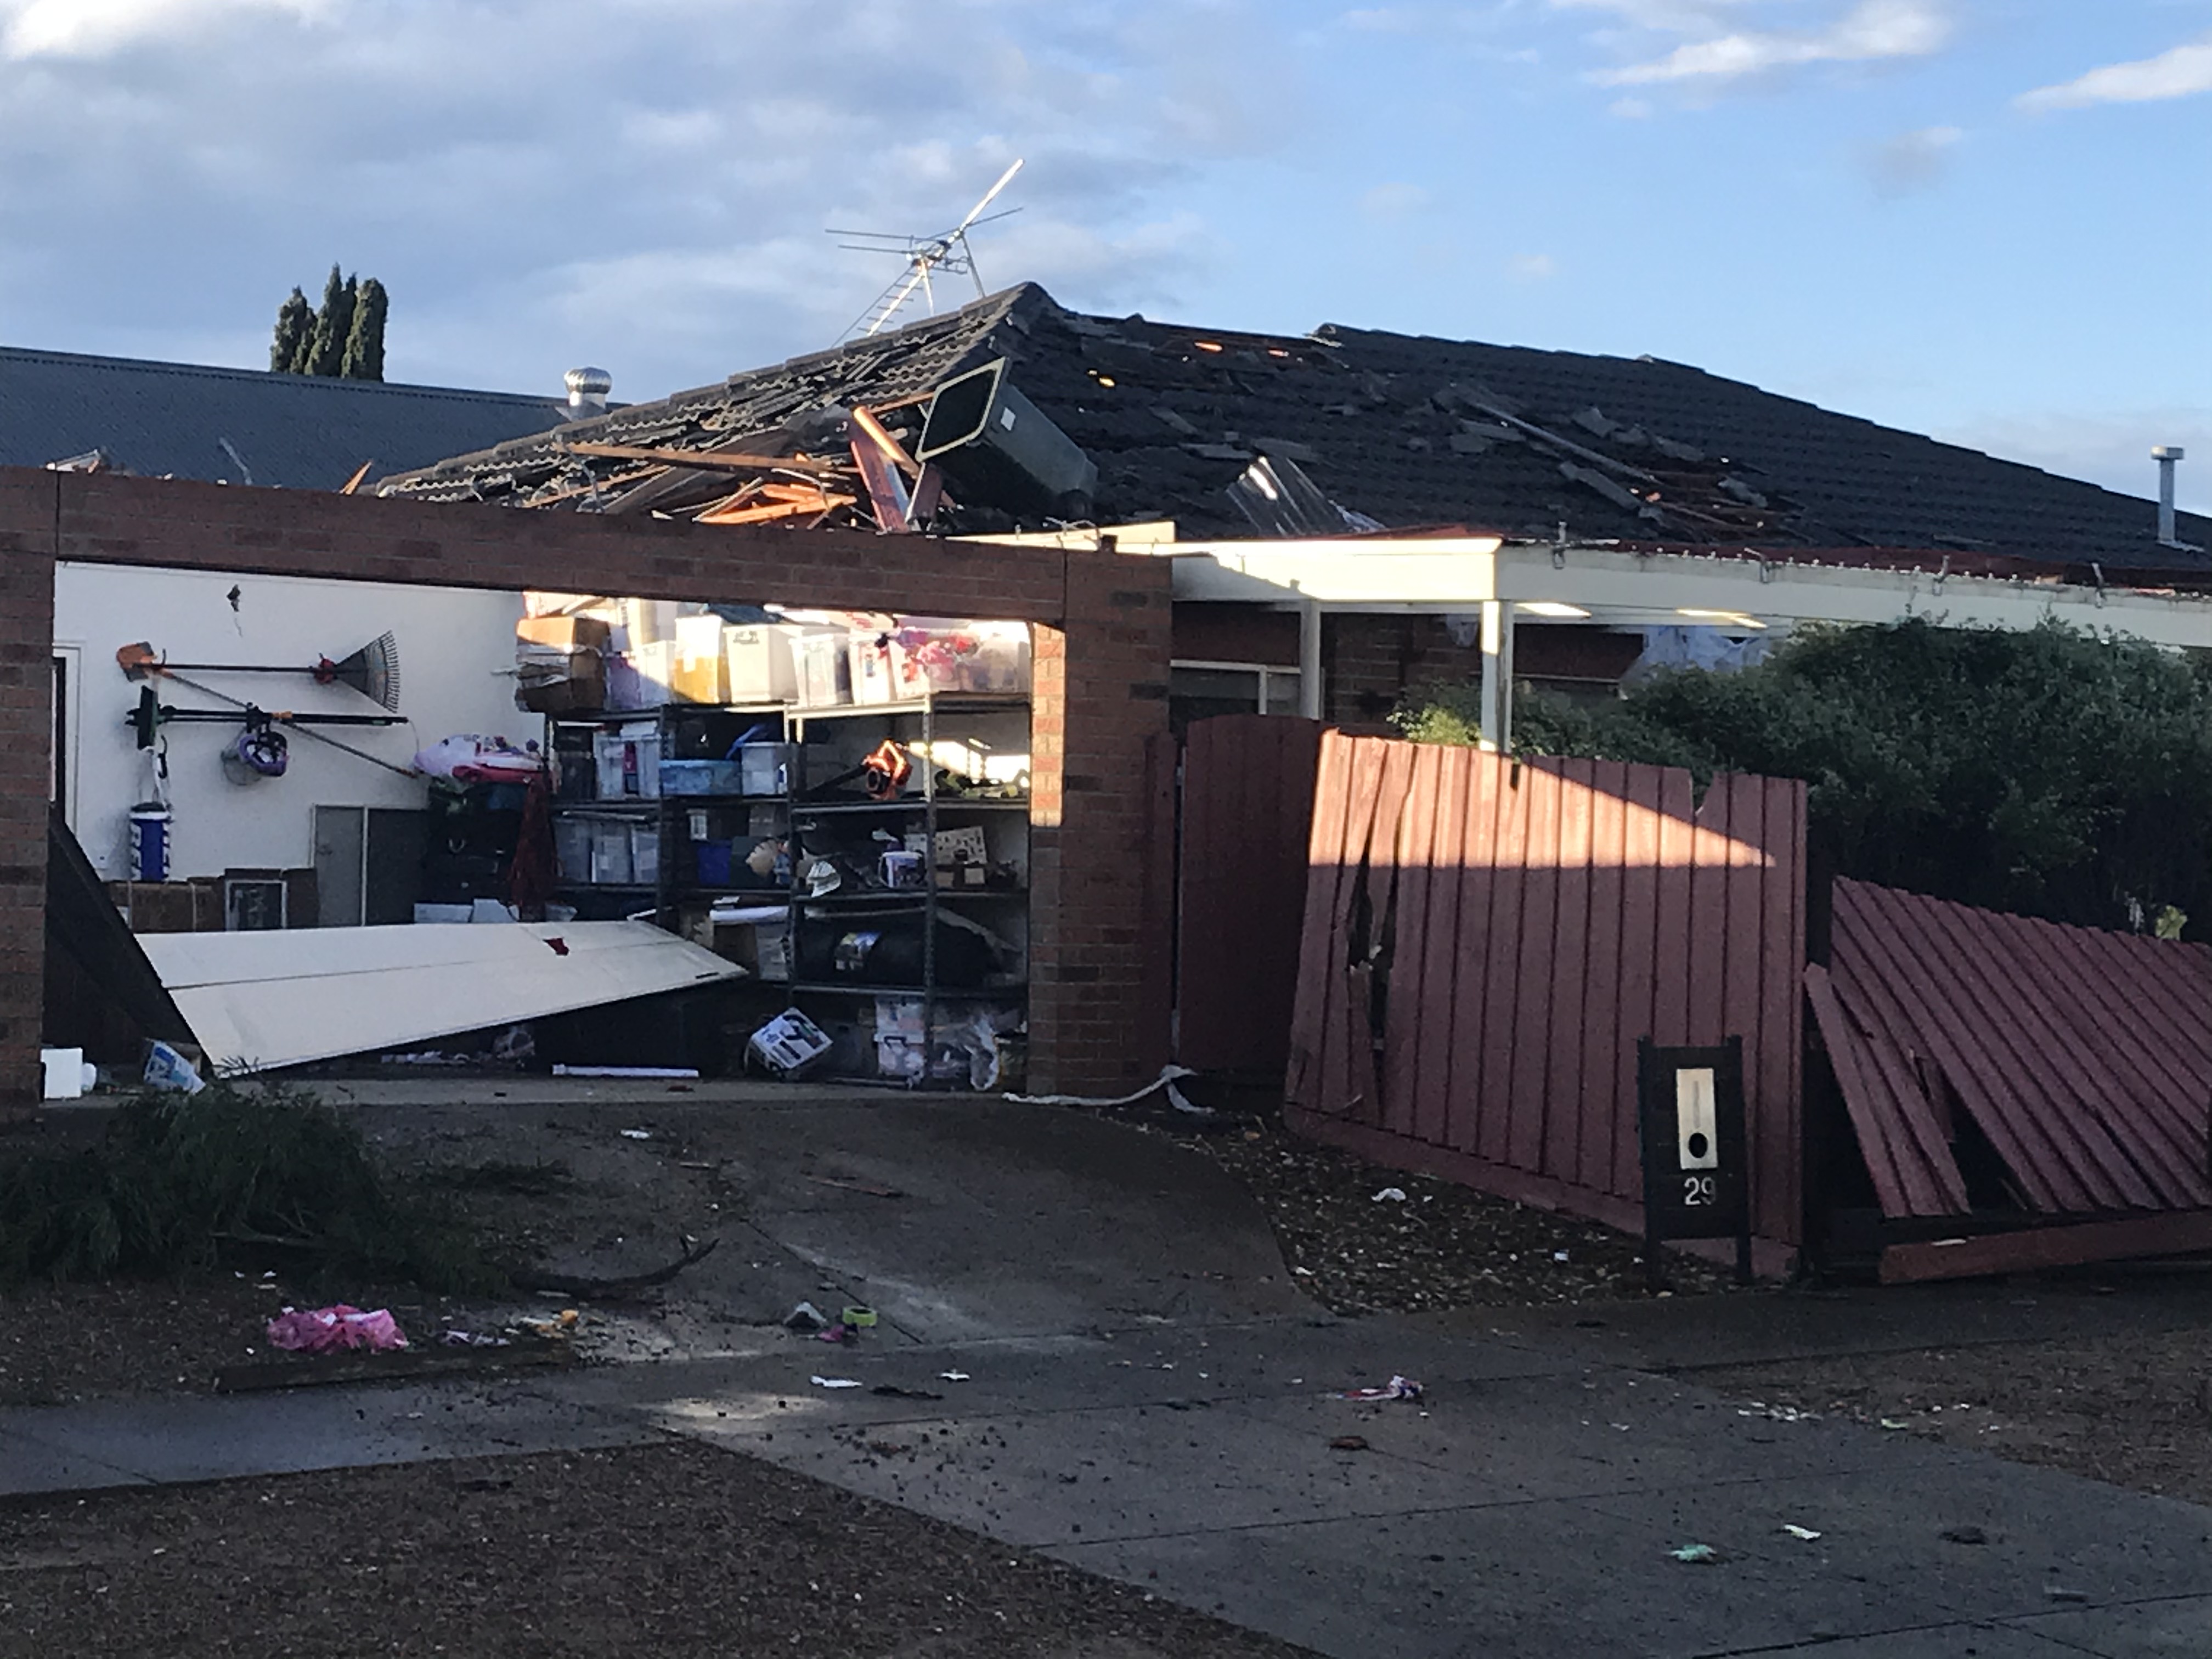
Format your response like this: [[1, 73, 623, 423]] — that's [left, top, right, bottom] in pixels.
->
[[1026, 551, 1173, 1094], [0, 470, 55, 1115]]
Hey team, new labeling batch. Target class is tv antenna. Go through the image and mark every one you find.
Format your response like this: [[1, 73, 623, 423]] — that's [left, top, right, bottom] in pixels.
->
[[832, 159, 1025, 340]]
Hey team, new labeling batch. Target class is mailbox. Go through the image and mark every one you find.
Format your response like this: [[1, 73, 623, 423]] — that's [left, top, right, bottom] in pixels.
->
[[1636, 1036, 1752, 1286]]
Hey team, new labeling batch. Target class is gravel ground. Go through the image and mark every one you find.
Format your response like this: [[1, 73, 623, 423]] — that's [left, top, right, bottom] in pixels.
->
[[1180, 1120, 1735, 1313], [1697, 1320, 2212, 1506], [0, 1440, 1313, 1659], [0, 1277, 291, 1407]]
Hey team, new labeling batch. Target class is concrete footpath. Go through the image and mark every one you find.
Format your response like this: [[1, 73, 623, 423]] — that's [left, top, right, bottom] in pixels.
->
[[6, 1310, 2208, 1658]]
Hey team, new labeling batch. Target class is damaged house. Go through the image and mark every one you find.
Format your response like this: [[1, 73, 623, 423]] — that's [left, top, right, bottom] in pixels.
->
[[385, 281, 2212, 729]]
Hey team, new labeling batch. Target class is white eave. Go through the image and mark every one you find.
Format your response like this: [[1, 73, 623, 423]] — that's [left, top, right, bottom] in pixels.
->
[[1149, 536, 2212, 650]]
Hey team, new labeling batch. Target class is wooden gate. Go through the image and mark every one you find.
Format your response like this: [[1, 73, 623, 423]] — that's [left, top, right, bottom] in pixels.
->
[[1175, 714, 1324, 1076]]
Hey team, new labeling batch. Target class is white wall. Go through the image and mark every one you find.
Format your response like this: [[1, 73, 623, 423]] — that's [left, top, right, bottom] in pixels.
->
[[54, 564, 527, 880]]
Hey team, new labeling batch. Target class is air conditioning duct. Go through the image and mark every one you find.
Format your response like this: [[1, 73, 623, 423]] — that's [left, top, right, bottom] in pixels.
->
[[917, 358, 1098, 518]]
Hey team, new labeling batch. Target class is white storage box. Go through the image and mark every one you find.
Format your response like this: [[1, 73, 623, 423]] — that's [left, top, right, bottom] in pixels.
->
[[790, 631, 852, 707], [738, 742, 789, 797], [850, 636, 914, 706], [726, 623, 801, 703], [553, 817, 592, 882], [594, 726, 662, 798], [589, 820, 635, 884]]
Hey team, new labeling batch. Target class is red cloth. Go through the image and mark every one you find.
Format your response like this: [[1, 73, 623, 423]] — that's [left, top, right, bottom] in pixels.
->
[[505, 768, 558, 921]]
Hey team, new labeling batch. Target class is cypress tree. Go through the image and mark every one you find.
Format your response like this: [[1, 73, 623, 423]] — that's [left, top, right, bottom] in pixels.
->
[[303, 266, 355, 377], [269, 287, 313, 374], [341, 277, 388, 381]]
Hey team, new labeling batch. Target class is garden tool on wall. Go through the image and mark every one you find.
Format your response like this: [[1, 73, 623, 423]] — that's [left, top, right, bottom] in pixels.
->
[[125, 675, 418, 782], [114, 632, 402, 711]]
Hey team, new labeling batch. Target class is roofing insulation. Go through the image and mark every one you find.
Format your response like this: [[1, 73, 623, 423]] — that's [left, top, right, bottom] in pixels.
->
[[385, 283, 2212, 570], [1819, 877, 2212, 1221]]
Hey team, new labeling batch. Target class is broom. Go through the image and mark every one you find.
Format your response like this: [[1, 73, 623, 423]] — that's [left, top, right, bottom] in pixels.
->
[[115, 633, 402, 712]]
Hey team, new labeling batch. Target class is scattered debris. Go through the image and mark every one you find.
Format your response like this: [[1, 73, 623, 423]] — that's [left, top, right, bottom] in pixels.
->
[[142, 1039, 205, 1094], [1668, 1544, 1721, 1565], [619, 1128, 652, 1141], [266, 1305, 407, 1355], [805, 1175, 906, 1199], [1371, 1187, 1408, 1204], [511, 1237, 718, 1297], [514, 1310, 582, 1341], [1180, 1120, 1733, 1312], [1879, 1418, 1912, 1431], [785, 1300, 829, 1333], [1781, 1525, 1822, 1541], [555, 1066, 699, 1080], [811, 1376, 864, 1390], [437, 1330, 511, 1349], [1337, 1375, 1423, 1403], [1328, 1435, 1371, 1452], [940, 1370, 972, 1383], [842, 1305, 879, 1329]]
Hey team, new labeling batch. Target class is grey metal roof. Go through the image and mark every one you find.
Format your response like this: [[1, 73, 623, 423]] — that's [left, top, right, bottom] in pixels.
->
[[386, 284, 2212, 573], [0, 345, 575, 490]]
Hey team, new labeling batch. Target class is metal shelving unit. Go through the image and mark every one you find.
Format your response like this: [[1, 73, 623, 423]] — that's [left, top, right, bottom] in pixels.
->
[[545, 686, 1030, 1086], [787, 691, 1030, 1086], [545, 701, 791, 921]]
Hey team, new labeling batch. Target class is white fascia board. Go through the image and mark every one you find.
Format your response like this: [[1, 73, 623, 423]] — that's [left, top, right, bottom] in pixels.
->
[[1155, 537, 2212, 650], [1493, 545, 2212, 649], [1161, 538, 1505, 605]]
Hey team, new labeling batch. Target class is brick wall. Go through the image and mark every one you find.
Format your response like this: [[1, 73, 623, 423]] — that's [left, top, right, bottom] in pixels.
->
[[1324, 614, 1484, 728], [0, 470, 55, 1112], [1323, 616, 1641, 727], [0, 466, 1171, 1109]]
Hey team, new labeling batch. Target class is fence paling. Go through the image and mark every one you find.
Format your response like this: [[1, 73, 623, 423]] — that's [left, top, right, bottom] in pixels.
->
[[1286, 735, 1807, 1250]]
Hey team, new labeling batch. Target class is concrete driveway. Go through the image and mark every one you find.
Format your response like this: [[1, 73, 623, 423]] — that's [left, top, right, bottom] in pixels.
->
[[5, 1082, 2209, 1657]]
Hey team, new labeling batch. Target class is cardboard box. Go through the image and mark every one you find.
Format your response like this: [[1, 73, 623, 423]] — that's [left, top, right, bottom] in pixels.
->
[[516, 614, 611, 713], [518, 615, 612, 653], [672, 615, 730, 704], [725, 623, 800, 703]]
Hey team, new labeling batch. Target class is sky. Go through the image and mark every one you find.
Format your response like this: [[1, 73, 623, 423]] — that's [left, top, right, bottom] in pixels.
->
[[1, 0, 2207, 509]]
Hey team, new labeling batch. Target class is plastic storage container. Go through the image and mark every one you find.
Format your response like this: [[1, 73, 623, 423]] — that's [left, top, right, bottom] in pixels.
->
[[594, 727, 662, 798], [659, 759, 743, 796]]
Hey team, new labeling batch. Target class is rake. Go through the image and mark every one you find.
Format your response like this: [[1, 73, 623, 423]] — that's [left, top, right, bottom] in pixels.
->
[[115, 631, 402, 712]]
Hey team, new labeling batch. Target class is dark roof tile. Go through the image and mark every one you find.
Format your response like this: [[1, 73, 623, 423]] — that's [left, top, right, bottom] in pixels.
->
[[383, 284, 2212, 568]]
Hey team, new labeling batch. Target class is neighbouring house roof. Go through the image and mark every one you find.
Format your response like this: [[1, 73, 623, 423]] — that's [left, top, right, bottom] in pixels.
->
[[383, 283, 2212, 571], [0, 345, 575, 490]]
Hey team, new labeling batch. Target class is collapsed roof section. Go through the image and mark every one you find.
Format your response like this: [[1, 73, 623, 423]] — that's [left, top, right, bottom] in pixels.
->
[[383, 284, 2212, 569]]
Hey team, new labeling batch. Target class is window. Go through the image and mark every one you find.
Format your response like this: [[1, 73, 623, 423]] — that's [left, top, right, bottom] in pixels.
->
[[1170, 661, 1305, 733]]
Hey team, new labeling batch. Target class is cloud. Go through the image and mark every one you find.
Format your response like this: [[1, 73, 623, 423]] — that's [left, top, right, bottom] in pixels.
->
[[1, 0, 327, 58], [0, 1, 1298, 398], [1508, 252, 1558, 280], [1866, 123, 1961, 194], [1556, 0, 1950, 88], [1359, 181, 1431, 219], [2017, 33, 2212, 114]]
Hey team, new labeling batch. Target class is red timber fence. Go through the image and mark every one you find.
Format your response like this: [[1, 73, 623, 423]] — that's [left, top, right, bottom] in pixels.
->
[[1285, 735, 1809, 1269]]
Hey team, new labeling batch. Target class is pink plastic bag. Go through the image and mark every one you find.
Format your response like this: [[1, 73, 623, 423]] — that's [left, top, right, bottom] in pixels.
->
[[266, 1304, 409, 1354]]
